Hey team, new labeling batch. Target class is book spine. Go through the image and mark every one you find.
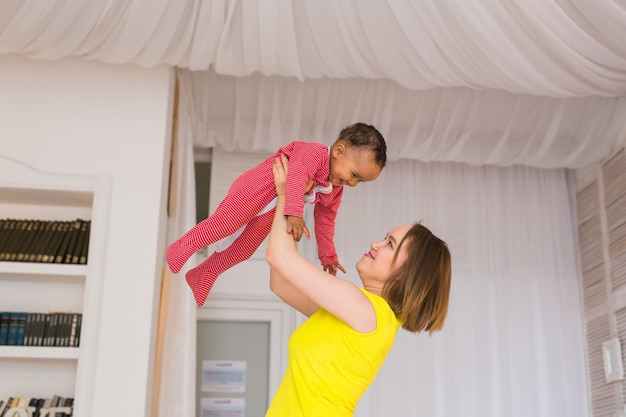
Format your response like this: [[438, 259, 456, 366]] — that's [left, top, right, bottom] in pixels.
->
[[34, 221, 54, 263], [63, 220, 82, 264], [6, 312, 21, 345], [0, 220, 15, 261], [25, 312, 36, 346], [0, 312, 10, 345], [8, 220, 28, 262], [73, 314, 82, 347], [26, 220, 45, 263], [15, 220, 37, 262], [79, 220, 91, 264], [54, 222, 72, 264]]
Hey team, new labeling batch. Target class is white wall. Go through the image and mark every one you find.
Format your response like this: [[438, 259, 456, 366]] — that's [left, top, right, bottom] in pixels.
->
[[0, 55, 173, 417]]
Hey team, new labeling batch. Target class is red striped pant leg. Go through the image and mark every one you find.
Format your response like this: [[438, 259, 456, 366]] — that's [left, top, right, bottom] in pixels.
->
[[166, 176, 273, 273], [185, 209, 275, 306]]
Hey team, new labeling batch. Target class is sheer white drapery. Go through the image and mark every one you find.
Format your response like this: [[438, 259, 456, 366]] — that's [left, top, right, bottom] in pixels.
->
[[179, 68, 626, 169], [295, 160, 588, 417], [1, 0, 625, 98], [158, 79, 197, 417]]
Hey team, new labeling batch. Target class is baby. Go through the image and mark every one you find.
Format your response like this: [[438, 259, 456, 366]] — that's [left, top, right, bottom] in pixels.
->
[[166, 122, 387, 306]]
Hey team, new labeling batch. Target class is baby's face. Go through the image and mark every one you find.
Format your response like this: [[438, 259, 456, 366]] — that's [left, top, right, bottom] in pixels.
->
[[329, 148, 381, 187]]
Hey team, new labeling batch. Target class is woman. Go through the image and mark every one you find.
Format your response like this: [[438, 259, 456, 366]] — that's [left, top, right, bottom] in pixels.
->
[[265, 155, 452, 416]]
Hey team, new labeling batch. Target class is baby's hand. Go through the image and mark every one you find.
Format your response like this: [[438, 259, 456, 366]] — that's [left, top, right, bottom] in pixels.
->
[[323, 262, 347, 276], [286, 216, 311, 242]]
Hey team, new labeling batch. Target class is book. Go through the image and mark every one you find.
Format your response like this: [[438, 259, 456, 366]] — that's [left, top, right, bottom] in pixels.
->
[[6, 312, 22, 345], [33, 313, 46, 346], [33, 221, 54, 263], [49, 395, 66, 417], [58, 313, 71, 347], [41, 397, 52, 412], [23, 313, 35, 346], [32, 398, 45, 417], [26, 313, 45, 346], [79, 220, 91, 264], [15, 220, 38, 262], [0, 219, 17, 261], [25, 220, 47, 262], [54, 222, 72, 264], [63, 220, 82, 264], [42, 314, 53, 346], [49, 313, 60, 347], [0, 397, 13, 417], [0, 312, 10, 345], [73, 313, 82, 347], [0, 219, 22, 262], [42, 221, 64, 263], [71, 220, 87, 264], [7, 220, 30, 262], [27, 398, 41, 417], [0, 219, 13, 258], [15, 312, 27, 346], [68, 314, 77, 347], [63, 397, 74, 416]]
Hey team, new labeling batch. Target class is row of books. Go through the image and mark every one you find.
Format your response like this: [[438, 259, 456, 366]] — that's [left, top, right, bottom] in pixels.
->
[[0, 396, 73, 417], [0, 312, 82, 347], [0, 218, 91, 264]]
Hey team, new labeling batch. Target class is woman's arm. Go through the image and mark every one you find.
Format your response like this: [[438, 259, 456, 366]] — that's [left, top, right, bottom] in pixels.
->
[[266, 156, 377, 332], [268, 263, 319, 317]]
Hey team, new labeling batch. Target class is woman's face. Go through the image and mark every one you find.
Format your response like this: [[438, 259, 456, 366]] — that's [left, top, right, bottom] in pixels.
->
[[356, 224, 411, 283]]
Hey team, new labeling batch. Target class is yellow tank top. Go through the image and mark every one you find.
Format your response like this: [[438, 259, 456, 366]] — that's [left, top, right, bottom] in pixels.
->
[[265, 288, 402, 417]]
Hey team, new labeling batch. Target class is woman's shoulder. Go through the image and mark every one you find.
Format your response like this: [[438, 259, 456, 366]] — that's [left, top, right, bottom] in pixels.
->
[[359, 288, 400, 324]]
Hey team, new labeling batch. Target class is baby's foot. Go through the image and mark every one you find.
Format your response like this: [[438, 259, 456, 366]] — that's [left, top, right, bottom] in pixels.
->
[[186, 259, 218, 306], [166, 240, 197, 274]]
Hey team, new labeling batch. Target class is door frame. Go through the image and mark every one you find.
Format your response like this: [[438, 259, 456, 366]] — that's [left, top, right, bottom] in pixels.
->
[[198, 298, 295, 403]]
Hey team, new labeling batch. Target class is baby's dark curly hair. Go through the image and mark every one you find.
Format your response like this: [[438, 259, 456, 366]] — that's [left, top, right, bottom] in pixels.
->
[[337, 122, 387, 169]]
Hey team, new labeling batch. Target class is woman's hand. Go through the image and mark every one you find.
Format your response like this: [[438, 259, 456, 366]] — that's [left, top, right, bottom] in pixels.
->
[[272, 154, 288, 196]]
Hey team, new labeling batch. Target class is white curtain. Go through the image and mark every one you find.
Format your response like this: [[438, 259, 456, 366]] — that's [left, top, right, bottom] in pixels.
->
[[179, 68, 626, 169], [158, 74, 197, 417], [1, 0, 625, 98], [295, 160, 588, 417]]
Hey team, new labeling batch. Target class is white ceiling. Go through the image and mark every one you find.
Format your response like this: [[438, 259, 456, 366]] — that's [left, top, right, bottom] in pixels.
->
[[2, 0, 625, 168]]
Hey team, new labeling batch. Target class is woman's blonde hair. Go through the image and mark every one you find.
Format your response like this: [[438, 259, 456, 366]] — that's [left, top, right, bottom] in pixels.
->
[[382, 222, 451, 334]]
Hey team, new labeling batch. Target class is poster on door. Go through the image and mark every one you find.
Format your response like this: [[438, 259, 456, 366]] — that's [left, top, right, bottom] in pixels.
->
[[200, 397, 245, 417], [202, 360, 247, 392]]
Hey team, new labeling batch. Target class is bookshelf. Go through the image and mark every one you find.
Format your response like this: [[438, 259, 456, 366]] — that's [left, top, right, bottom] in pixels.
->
[[0, 155, 110, 417]]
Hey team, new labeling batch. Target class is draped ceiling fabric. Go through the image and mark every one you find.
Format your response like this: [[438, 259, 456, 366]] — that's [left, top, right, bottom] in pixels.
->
[[1, 0, 626, 168]]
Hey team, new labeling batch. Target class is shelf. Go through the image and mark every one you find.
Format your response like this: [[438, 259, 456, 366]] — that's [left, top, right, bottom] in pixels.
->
[[0, 155, 111, 415], [0, 262, 87, 276], [0, 187, 93, 207], [0, 346, 79, 360]]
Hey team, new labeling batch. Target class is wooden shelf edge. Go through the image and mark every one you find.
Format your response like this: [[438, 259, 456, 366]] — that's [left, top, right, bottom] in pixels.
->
[[0, 346, 79, 360], [0, 262, 87, 276]]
